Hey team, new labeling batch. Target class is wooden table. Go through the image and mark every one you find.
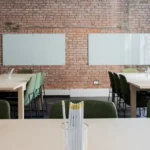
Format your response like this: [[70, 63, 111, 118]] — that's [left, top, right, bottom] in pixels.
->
[[0, 119, 150, 150], [118, 73, 150, 118], [0, 74, 34, 119]]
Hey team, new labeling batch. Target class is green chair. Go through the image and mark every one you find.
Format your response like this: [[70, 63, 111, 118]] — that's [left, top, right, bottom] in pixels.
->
[[113, 73, 122, 99], [33, 72, 44, 117], [8, 74, 37, 118], [40, 72, 45, 88], [122, 68, 137, 73], [113, 73, 123, 113], [0, 100, 11, 119], [119, 74, 149, 117], [17, 69, 33, 74], [50, 100, 118, 118], [34, 73, 42, 98], [108, 71, 117, 102], [40, 72, 47, 114], [24, 74, 37, 106]]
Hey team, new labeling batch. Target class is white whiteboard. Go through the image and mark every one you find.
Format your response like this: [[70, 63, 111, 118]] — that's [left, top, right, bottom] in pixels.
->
[[88, 34, 150, 65], [3, 34, 65, 65]]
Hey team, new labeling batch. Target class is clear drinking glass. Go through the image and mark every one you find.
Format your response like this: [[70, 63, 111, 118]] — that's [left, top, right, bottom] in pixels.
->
[[61, 122, 88, 150]]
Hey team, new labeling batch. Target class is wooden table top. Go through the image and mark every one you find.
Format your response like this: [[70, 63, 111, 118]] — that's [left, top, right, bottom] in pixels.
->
[[0, 74, 34, 90], [0, 119, 150, 150], [118, 73, 150, 89]]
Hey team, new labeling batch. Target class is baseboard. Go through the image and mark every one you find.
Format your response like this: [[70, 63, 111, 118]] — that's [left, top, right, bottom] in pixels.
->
[[45, 89, 70, 96], [45, 88, 110, 98], [44, 95, 70, 98]]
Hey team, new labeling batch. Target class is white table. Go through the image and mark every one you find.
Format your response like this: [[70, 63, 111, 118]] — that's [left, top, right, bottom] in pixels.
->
[[118, 73, 150, 118], [0, 74, 34, 119], [0, 119, 150, 150]]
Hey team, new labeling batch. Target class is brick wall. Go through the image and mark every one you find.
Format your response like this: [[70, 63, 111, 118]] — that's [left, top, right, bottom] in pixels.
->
[[0, 0, 150, 89]]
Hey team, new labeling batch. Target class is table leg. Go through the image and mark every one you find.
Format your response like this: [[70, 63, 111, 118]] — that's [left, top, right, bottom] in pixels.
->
[[38, 98, 42, 110], [18, 86, 24, 119], [130, 84, 137, 118]]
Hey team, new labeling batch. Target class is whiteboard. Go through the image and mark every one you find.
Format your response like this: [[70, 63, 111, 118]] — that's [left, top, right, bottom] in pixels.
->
[[3, 34, 65, 65], [88, 34, 150, 65]]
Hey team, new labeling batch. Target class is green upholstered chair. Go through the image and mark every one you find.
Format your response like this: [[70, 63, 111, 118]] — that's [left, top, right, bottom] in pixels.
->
[[49, 100, 118, 118], [7, 74, 37, 118], [108, 71, 117, 102], [24, 74, 37, 106], [113, 73, 122, 98], [0, 100, 11, 119], [119, 74, 149, 117], [34, 73, 42, 98], [40, 72, 45, 87], [147, 101, 150, 117], [40, 72, 47, 114], [122, 68, 137, 73], [17, 69, 33, 74], [113, 73, 123, 111], [33, 72, 45, 117]]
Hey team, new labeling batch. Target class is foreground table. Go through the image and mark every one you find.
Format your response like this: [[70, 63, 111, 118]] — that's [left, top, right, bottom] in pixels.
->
[[0, 119, 150, 150], [118, 73, 150, 118], [0, 74, 34, 119]]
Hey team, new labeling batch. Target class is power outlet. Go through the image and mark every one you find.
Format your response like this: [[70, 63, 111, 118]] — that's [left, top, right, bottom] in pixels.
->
[[93, 80, 99, 85]]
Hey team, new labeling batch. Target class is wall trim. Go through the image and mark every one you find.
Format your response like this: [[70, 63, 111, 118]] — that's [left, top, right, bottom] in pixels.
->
[[45, 89, 70, 96], [45, 88, 110, 97]]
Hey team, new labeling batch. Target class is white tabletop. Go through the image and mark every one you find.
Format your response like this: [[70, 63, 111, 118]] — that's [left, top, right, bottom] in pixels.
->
[[0, 74, 34, 80], [0, 74, 34, 91], [118, 73, 150, 89], [0, 119, 150, 150]]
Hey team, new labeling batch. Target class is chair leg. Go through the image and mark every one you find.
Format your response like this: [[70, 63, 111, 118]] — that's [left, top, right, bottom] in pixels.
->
[[108, 88, 111, 101], [43, 85, 47, 115], [29, 102, 32, 118], [11, 107, 15, 119], [34, 100, 38, 118], [117, 97, 121, 116], [138, 108, 142, 117], [112, 92, 115, 103], [124, 103, 126, 118], [44, 96, 47, 115], [142, 108, 146, 117], [119, 98, 121, 110], [40, 95, 44, 118]]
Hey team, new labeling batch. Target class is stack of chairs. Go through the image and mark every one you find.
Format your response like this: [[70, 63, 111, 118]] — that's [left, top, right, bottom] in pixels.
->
[[108, 71, 149, 117], [6, 72, 47, 119]]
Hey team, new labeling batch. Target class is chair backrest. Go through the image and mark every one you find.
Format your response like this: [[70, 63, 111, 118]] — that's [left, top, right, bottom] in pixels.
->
[[119, 74, 130, 105], [0, 100, 11, 119], [40, 72, 45, 86], [17, 69, 33, 74], [108, 71, 116, 93], [147, 101, 150, 118], [24, 74, 37, 105], [122, 68, 137, 73], [113, 73, 122, 97], [34, 73, 42, 98], [50, 100, 118, 118]]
